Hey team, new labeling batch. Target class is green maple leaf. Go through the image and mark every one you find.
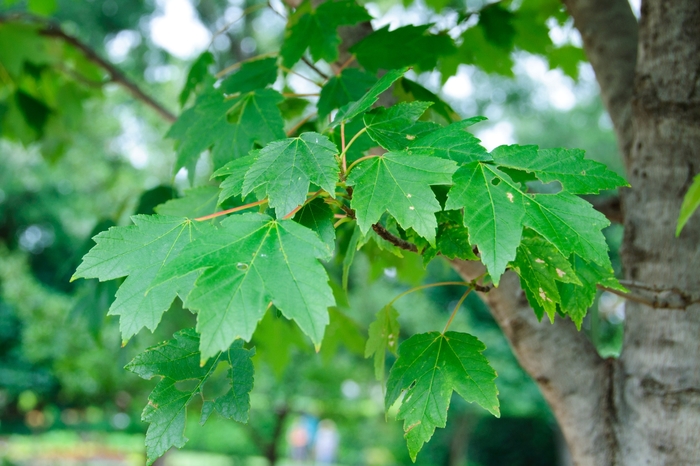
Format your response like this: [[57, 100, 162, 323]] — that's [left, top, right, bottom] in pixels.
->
[[523, 191, 612, 268], [365, 305, 400, 381], [408, 117, 490, 163], [445, 162, 525, 285], [179, 51, 214, 107], [167, 88, 285, 172], [331, 68, 407, 126], [280, 0, 371, 67], [346, 152, 457, 245], [318, 68, 377, 120], [351, 24, 456, 72], [511, 231, 581, 321], [557, 254, 625, 328], [242, 132, 339, 217], [212, 152, 258, 204], [125, 329, 254, 465], [394, 77, 461, 123], [364, 101, 440, 151], [153, 213, 334, 361], [386, 331, 499, 460], [155, 186, 220, 218], [491, 145, 628, 194], [252, 309, 309, 377], [441, 26, 514, 78], [72, 216, 210, 342], [220, 57, 278, 94]]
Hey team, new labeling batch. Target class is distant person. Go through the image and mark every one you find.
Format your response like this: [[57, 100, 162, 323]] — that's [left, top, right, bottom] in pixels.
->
[[289, 418, 310, 461], [313, 419, 339, 464]]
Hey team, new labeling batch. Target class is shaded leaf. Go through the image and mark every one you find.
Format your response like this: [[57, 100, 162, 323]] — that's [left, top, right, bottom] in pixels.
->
[[155, 186, 220, 219], [332, 68, 407, 126], [318, 68, 377, 120], [365, 305, 400, 381]]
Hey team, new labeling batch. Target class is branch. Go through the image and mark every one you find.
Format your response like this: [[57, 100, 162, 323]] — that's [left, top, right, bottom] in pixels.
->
[[599, 281, 700, 310], [38, 23, 177, 123], [371, 224, 418, 253]]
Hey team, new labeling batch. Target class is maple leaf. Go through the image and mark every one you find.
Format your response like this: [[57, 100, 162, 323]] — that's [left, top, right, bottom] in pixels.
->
[[365, 305, 400, 381], [126, 329, 254, 465], [72, 216, 211, 342], [167, 88, 285, 172], [364, 101, 440, 151], [386, 331, 499, 460], [154, 186, 220, 218], [280, 0, 371, 67], [242, 132, 339, 217], [408, 117, 490, 163], [153, 213, 334, 361], [212, 152, 258, 204], [346, 151, 457, 245], [423, 210, 479, 264], [511, 230, 581, 321], [293, 198, 336, 252], [351, 24, 456, 72], [445, 162, 526, 285], [491, 145, 628, 194]]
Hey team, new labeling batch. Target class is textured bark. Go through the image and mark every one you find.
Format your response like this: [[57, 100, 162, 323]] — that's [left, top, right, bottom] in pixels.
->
[[616, 1, 700, 464]]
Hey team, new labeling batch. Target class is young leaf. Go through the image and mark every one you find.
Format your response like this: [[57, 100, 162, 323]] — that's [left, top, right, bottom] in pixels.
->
[[491, 145, 628, 194], [676, 173, 700, 236], [364, 101, 439, 151], [72, 216, 211, 342], [557, 254, 625, 328], [318, 68, 377, 119], [212, 152, 258, 204], [153, 213, 334, 360], [347, 152, 457, 245], [167, 88, 285, 171], [242, 132, 339, 217], [511, 231, 581, 321], [351, 24, 456, 72], [445, 162, 525, 285], [386, 332, 499, 460], [154, 186, 220, 218], [179, 51, 214, 107], [408, 118, 490, 164], [126, 329, 254, 465], [220, 57, 278, 94], [365, 305, 400, 381], [280, 0, 371, 67], [331, 68, 407, 126]]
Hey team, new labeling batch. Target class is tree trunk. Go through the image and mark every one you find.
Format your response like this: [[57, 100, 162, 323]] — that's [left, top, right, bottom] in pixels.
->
[[455, 1, 700, 464]]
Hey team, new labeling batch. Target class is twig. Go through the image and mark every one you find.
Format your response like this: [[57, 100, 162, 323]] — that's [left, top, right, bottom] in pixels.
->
[[301, 57, 329, 80], [286, 112, 316, 136], [335, 55, 356, 75], [215, 51, 278, 79], [443, 287, 474, 333], [195, 199, 267, 221], [280, 65, 323, 87], [207, 3, 268, 49], [372, 224, 418, 253], [598, 284, 699, 310], [33, 21, 178, 122]]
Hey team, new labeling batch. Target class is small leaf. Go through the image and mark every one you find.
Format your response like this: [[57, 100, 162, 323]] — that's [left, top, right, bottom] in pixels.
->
[[331, 68, 407, 126], [126, 329, 254, 465], [423, 210, 479, 264], [212, 152, 258, 204], [242, 132, 339, 217], [365, 305, 400, 381], [347, 152, 457, 245], [676, 173, 700, 236], [153, 213, 334, 360], [386, 332, 499, 460], [220, 57, 278, 94], [293, 198, 336, 253], [179, 52, 214, 107]]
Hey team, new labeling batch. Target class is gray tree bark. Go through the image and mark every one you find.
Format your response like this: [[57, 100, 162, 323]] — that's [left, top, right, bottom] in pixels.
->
[[454, 1, 700, 464]]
